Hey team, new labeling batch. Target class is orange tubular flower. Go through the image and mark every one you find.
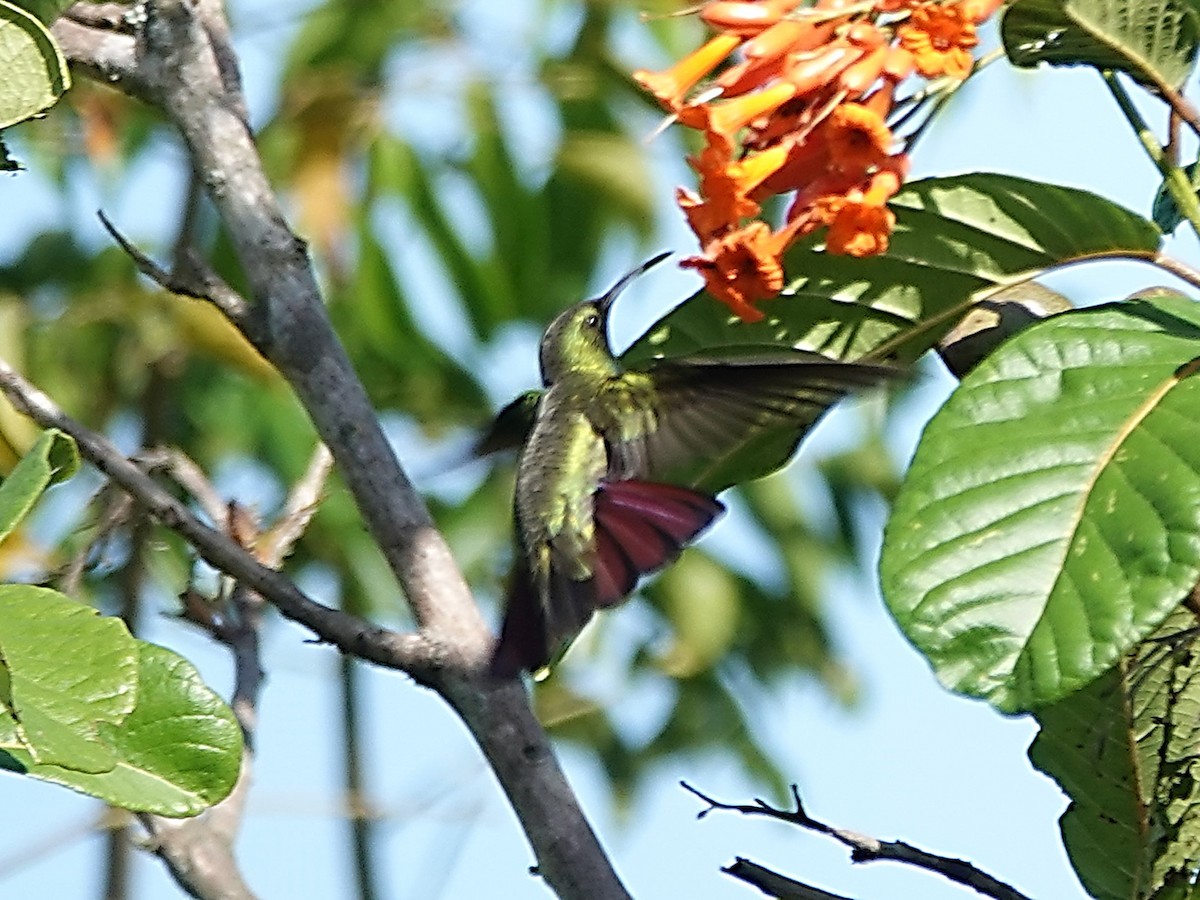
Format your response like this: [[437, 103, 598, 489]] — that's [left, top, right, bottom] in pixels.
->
[[822, 196, 895, 256], [784, 44, 862, 96], [961, 0, 1005, 22], [839, 46, 889, 97], [752, 134, 834, 199], [633, 33, 742, 110], [898, 3, 979, 80], [824, 102, 893, 176], [680, 140, 785, 241], [701, 0, 806, 37], [631, 0, 995, 314], [743, 18, 834, 63], [682, 222, 790, 322], [703, 81, 799, 142], [679, 188, 741, 245], [816, 165, 904, 256], [882, 46, 917, 82]]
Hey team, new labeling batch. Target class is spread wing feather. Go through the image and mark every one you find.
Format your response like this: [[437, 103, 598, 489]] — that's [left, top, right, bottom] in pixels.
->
[[609, 357, 896, 486]]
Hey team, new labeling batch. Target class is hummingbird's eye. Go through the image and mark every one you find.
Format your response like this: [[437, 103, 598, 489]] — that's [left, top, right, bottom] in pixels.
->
[[583, 313, 600, 329]]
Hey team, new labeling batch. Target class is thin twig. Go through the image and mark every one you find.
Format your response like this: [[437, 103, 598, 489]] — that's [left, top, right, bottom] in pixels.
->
[[723, 858, 855, 900], [1156, 80, 1200, 146], [97, 210, 251, 326], [682, 782, 1034, 900], [63, 2, 135, 32], [50, 15, 150, 102]]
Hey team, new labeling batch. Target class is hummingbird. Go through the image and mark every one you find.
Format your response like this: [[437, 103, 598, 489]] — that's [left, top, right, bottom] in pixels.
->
[[488, 253, 896, 678]]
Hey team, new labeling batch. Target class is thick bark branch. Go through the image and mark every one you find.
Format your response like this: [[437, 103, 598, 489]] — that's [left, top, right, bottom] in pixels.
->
[[51, 3, 629, 897]]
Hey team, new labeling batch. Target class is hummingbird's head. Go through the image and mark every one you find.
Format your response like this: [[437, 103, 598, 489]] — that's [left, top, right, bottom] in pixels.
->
[[539, 252, 670, 384]]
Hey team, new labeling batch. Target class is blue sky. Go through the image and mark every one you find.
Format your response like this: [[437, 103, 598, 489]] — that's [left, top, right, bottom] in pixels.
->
[[2, 0, 1196, 897]]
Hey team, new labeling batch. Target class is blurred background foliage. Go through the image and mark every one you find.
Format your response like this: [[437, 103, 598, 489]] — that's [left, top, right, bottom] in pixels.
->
[[0, 0, 898, 807]]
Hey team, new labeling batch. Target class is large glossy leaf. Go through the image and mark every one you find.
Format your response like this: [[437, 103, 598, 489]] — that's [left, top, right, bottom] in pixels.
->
[[1030, 607, 1200, 899], [622, 174, 1159, 493], [0, 585, 138, 771], [1003, 0, 1200, 89], [881, 292, 1200, 712], [2, 642, 243, 816], [0, 428, 77, 543]]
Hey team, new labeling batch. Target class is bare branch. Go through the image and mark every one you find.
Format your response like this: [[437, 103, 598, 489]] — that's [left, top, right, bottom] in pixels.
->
[[723, 858, 856, 900], [682, 782, 1034, 900], [137, 755, 257, 900], [150, 447, 230, 528], [64, 2, 136, 32], [0, 358, 438, 679], [97, 210, 252, 326], [51, 12, 151, 102], [132, 0, 483, 648]]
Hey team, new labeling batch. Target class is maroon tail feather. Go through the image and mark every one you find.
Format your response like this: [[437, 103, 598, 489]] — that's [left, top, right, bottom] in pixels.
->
[[592, 480, 723, 607], [489, 480, 723, 678], [489, 561, 548, 679]]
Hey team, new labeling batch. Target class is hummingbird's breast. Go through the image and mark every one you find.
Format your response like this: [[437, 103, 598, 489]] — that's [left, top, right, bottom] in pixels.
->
[[514, 381, 608, 577]]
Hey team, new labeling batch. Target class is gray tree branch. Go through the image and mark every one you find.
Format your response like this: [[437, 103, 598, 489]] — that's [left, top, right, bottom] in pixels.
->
[[49, 2, 630, 897], [723, 859, 856, 900]]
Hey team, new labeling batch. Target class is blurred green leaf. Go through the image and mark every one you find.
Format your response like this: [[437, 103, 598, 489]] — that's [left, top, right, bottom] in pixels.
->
[[7, 0, 73, 25], [882, 292, 1200, 711], [0, 428, 77, 543], [656, 553, 741, 676]]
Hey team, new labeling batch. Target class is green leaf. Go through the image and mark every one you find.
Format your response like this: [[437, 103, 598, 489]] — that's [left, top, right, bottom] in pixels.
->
[[0, 0, 70, 129], [0, 584, 137, 770], [1030, 607, 1200, 899], [881, 292, 1200, 711], [625, 174, 1160, 367], [1002, 0, 1200, 89], [0, 428, 78, 544], [1, 642, 243, 816], [656, 553, 741, 677]]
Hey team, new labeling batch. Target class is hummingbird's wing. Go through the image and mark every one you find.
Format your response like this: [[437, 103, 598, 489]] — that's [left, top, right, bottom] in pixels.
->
[[472, 389, 542, 459], [591, 480, 724, 606], [490, 479, 723, 678], [607, 355, 898, 490]]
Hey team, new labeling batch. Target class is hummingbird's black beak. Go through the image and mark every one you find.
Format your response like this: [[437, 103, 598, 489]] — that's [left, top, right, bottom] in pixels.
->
[[597, 251, 672, 318]]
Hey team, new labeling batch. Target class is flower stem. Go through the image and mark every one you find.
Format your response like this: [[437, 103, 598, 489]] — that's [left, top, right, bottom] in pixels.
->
[[1102, 70, 1200, 239]]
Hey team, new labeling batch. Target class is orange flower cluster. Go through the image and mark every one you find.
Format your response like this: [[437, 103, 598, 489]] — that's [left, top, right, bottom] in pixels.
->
[[634, 0, 1000, 322]]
